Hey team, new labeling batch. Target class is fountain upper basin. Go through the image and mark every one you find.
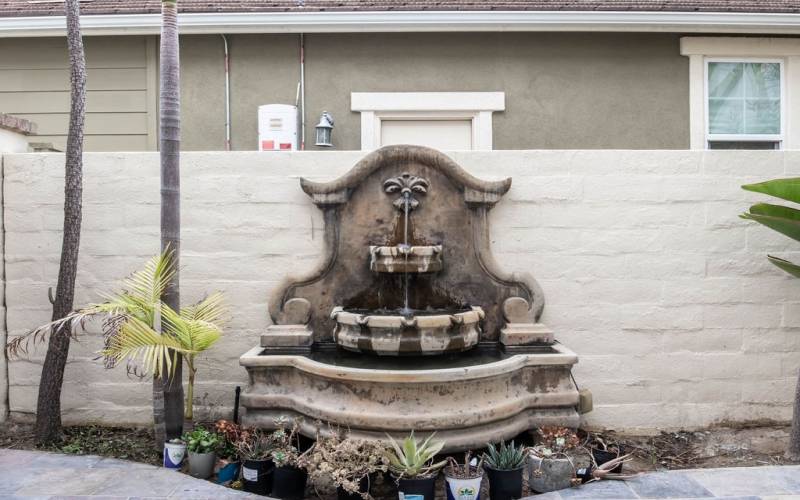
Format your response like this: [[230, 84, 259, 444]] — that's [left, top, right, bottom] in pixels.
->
[[331, 305, 484, 356], [369, 244, 443, 273]]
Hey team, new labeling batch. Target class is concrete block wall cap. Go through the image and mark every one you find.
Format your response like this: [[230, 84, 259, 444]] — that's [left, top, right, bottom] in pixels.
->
[[0, 113, 37, 135], [239, 343, 578, 383], [299, 145, 511, 203]]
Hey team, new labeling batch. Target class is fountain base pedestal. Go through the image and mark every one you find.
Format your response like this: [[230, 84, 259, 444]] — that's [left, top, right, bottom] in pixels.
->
[[239, 342, 580, 452]]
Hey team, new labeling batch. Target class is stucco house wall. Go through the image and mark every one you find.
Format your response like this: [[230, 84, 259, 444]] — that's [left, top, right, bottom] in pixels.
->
[[2, 149, 798, 431], [1, 32, 690, 152]]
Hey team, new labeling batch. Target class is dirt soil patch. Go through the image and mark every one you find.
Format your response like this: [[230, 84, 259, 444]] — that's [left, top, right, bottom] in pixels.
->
[[0, 421, 161, 466], [585, 423, 799, 472]]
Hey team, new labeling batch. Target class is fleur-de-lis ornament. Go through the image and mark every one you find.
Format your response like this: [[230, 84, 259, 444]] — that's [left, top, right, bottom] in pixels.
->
[[383, 172, 429, 211]]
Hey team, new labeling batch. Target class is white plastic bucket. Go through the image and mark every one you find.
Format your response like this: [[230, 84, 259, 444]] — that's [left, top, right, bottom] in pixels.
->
[[163, 441, 186, 469]]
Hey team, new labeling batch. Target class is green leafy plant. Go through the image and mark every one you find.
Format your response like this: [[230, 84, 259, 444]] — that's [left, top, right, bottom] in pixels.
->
[[386, 432, 446, 479], [7, 250, 227, 422], [742, 177, 800, 459], [484, 440, 527, 470], [183, 427, 221, 454]]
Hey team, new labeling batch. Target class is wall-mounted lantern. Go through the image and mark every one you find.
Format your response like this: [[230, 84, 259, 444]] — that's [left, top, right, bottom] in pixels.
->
[[315, 111, 334, 147]]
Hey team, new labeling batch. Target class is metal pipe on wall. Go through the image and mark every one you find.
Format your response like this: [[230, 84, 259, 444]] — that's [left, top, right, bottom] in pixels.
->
[[299, 33, 306, 150], [221, 34, 231, 151]]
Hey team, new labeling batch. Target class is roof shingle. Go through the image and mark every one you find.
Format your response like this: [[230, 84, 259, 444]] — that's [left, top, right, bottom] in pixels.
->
[[1, 0, 799, 17]]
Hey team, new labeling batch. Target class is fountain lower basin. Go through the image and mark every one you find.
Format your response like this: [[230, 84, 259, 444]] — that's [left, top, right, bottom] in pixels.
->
[[331, 305, 484, 356], [239, 342, 580, 452]]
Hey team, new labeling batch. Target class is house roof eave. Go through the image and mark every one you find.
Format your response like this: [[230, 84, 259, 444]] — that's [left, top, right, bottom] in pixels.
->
[[1, 10, 799, 38]]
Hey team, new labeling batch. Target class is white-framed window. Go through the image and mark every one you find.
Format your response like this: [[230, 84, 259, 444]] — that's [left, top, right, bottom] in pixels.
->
[[705, 58, 784, 149], [681, 37, 800, 150], [350, 92, 504, 150]]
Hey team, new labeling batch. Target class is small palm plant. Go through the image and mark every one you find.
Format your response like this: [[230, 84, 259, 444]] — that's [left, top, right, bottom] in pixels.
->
[[386, 432, 447, 479], [6, 249, 226, 422], [484, 440, 527, 471], [742, 178, 800, 459]]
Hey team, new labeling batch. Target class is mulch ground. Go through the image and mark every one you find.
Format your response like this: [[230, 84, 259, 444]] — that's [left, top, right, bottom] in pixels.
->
[[2, 421, 798, 499]]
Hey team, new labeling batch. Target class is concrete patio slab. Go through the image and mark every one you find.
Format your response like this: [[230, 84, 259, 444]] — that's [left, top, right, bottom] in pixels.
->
[[526, 465, 800, 499], [0, 450, 262, 499]]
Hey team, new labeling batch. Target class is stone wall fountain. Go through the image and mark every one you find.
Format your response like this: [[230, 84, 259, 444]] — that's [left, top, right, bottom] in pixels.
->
[[240, 145, 588, 451]]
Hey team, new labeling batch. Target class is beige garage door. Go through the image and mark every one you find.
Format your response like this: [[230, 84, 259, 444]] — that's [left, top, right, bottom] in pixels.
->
[[380, 119, 472, 150]]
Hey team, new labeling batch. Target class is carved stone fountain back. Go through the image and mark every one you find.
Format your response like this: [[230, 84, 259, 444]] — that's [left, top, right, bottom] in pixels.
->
[[269, 145, 544, 342]]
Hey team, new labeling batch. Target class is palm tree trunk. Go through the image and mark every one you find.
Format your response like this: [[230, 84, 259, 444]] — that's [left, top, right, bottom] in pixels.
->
[[154, 0, 184, 448], [788, 371, 800, 459], [33, 0, 85, 445]]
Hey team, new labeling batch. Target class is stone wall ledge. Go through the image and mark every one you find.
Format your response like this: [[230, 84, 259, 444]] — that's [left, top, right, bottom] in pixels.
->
[[0, 113, 36, 136]]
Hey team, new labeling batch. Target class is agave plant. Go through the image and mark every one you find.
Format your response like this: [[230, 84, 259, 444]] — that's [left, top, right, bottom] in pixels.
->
[[742, 177, 800, 458], [386, 432, 447, 479], [484, 440, 527, 471], [6, 249, 226, 422]]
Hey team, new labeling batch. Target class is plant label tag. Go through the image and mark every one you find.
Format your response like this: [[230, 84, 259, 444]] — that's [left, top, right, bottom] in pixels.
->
[[242, 466, 258, 481]]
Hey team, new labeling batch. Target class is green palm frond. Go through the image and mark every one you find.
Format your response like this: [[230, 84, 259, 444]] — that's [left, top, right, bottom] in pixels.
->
[[101, 315, 185, 380]]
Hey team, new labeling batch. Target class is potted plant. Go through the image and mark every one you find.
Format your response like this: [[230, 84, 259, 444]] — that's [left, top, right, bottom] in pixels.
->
[[183, 427, 221, 479], [483, 441, 527, 500], [270, 419, 308, 500], [386, 432, 446, 500], [237, 428, 277, 495], [444, 451, 484, 500], [214, 419, 242, 484], [588, 436, 625, 473], [302, 432, 389, 500], [163, 437, 186, 469], [529, 427, 579, 493]]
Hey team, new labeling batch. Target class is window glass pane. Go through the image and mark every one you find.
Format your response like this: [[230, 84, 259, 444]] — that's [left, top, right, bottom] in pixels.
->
[[707, 61, 782, 137], [709, 98, 744, 134], [708, 62, 743, 98], [745, 98, 781, 134], [745, 63, 781, 99]]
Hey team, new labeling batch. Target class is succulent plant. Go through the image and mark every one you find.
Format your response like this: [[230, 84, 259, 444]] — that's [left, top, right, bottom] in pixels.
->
[[386, 432, 447, 479], [182, 427, 221, 454], [484, 440, 527, 470]]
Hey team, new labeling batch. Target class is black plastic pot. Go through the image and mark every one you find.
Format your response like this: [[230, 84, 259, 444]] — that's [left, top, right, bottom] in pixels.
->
[[396, 474, 437, 500], [271, 465, 308, 500], [337, 476, 370, 500], [485, 465, 524, 500], [591, 446, 624, 473], [242, 458, 274, 496]]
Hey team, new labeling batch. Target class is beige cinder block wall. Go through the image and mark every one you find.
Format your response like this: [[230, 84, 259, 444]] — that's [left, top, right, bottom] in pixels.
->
[[180, 32, 689, 151], [4, 150, 798, 431]]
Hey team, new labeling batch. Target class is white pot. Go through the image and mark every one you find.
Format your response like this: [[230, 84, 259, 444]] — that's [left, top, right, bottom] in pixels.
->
[[163, 441, 186, 469], [444, 474, 483, 500]]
